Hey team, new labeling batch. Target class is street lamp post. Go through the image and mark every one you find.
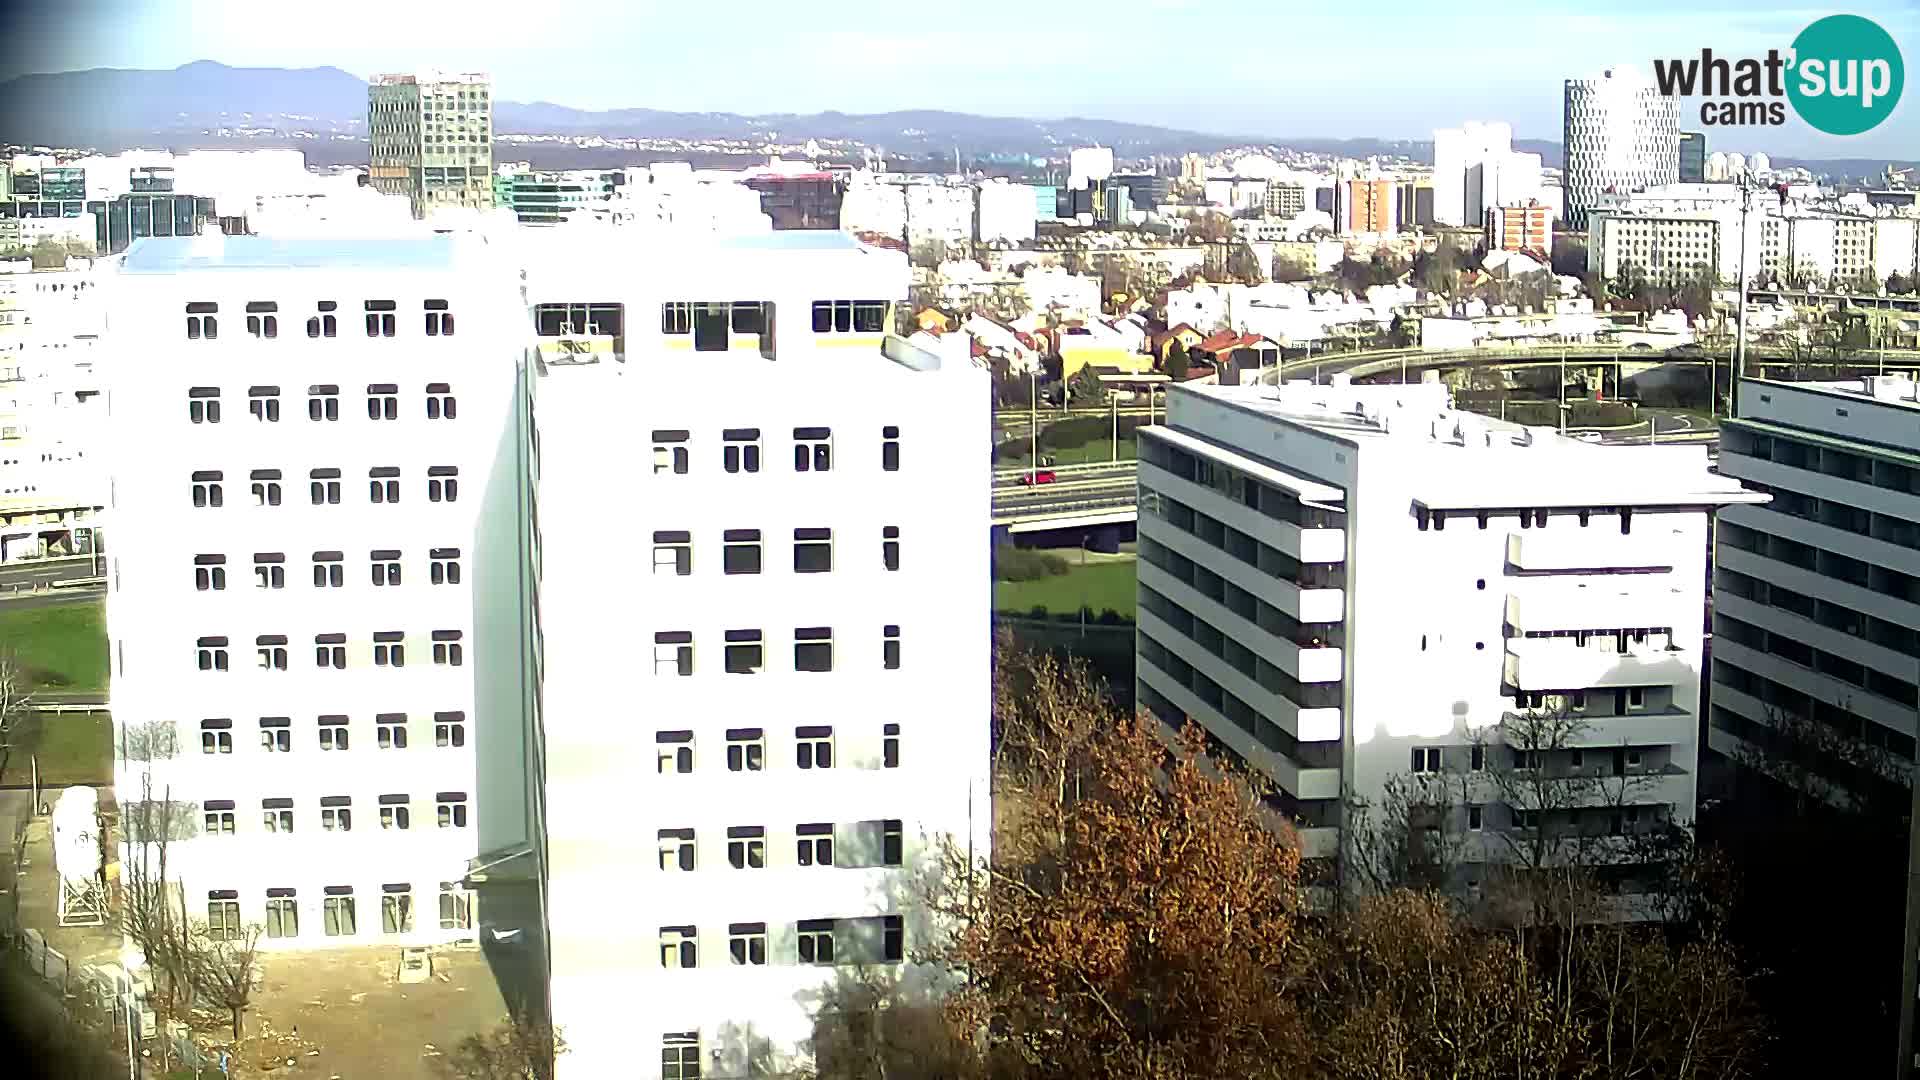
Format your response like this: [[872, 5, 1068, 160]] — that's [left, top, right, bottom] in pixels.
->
[[1028, 369, 1038, 482], [1731, 170, 1759, 420]]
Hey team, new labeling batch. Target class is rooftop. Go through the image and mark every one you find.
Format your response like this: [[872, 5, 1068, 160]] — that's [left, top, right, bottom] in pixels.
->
[[1747, 374, 1920, 411], [119, 235, 462, 274]]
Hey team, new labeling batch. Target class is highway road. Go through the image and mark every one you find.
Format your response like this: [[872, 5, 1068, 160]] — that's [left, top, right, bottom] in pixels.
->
[[0, 561, 98, 590]]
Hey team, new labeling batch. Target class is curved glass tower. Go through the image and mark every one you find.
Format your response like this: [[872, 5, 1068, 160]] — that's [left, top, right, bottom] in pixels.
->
[[1563, 66, 1680, 230]]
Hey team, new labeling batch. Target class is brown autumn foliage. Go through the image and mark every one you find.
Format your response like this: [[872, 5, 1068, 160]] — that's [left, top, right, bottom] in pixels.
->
[[888, 632, 1768, 1080]]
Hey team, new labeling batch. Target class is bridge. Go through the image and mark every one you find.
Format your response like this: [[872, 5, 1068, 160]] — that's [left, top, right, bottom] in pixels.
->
[[991, 463, 1138, 538]]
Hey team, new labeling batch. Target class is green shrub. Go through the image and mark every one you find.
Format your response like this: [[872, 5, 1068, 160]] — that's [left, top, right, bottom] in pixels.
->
[[993, 545, 1069, 582]]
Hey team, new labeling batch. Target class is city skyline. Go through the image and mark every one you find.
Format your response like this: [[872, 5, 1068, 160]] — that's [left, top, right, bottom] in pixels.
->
[[4, 0, 1914, 158]]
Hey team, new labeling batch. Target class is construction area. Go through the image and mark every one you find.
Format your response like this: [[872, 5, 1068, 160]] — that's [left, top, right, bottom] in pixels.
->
[[3, 785, 512, 1079]]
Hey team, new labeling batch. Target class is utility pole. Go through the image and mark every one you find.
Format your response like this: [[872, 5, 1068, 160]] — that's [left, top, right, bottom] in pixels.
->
[[1731, 170, 1758, 420], [1111, 395, 1119, 462]]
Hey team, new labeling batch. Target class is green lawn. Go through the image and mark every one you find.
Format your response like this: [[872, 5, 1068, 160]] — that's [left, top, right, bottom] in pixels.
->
[[0, 600, 108, 692], [1000, 437, 1137, 468], [7, 711, 112, 786], [995, 557, 1137, 620]]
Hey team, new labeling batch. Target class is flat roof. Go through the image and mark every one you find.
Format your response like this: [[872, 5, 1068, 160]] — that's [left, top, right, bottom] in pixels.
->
[[1743, 375, 1920, 414], [119, 236, 460, 274], [1142, 425, 1346, 504]]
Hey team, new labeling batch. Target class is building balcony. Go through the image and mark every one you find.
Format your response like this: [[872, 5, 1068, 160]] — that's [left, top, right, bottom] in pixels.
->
[[1295, 826, 1341, 861], [1501, 706, 1695, 749], [1505, 532, 1677, 574], [1138, 461, 1345, 566], [1502, 589, 1692, 638], [1502, 639, 1691, 693]]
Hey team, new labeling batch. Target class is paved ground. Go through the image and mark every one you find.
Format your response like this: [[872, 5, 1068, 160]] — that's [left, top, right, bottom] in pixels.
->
[[0, 561, 100, 590], [0, 585, 106, 610]]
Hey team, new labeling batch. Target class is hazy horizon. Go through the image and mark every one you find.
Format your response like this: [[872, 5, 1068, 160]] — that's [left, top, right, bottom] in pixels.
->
[[3, 0, 1914, 157]]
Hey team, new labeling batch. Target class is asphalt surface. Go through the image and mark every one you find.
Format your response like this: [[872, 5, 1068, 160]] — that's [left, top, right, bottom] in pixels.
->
[[0, 562, 99, 589]]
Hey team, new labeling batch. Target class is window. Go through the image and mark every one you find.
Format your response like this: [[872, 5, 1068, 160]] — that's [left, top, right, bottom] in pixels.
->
[[883, 526, 900, 571], [880, 914, 905, 962], [207, 894, 243, 941], [811, 300, 887, 334], [1468, 805, 1483, 831], [248, 386, 281, 422], [723, 530, 761, 575], [794, 627, 833, 672], [252, 552, 285, 590], [312, 550, 345, 588], [1513, 809, 1540, 830], [1411, 746, 1443, 774], [798, 818, 837, 860], [659, 926, 698, 969], [724, 630, 764, 674], [881, 819, 905, 865], [366, 383, 399, 420], [654, 632, 693, 676], [191, 470, 224, 508], [723, 428, 762, 473], [188, 387, 221, 424], [881, 425, 901, 472], [379, 794, 411, 829], [662, 1033, 701, 1080], [200, 719, 232, 754], [1470, 745, 1485, 772], [656, 730, 695, 774], [726, 728, 765, 772], [728, 922, 768, 966], [439, 883, 472, 931], [794, 528, 833, 573], [259, 716, 292, 752], [427, 466, 459, 503], [307, 384, 340, 422], [309, 469, 342, 506], [261, 798, 294, 833], [430, 548, 463, 585], [373, 632, 405, 668], [256, 635, 289, 671], [1568, 690, 1587, 712], [432, 630, 464, 667], [1626, 687, 1646, 711], [436, 792, 469, 829], [376, 715, 409, 750], [369, 467, 401, 504], [424, 299, 455, 336], [265, 889, 298, 939], [435, 711, 466, 748], [196, 636, 229, 672], [425, 382, 457, 419], [1513, 748, 1541, 771], [203, 800, 235, 834], [660, 302, 693, 335], [365, 300, 397, 338], [793, 427, 833, 472], [323, 889, 357, 937], [381, 885, 414, 935], [658, 828, 696, 871], [883, 626, 901, 671], [318, 715, 349, 750], [883, 723, 901, 769], [249, 469, 283, 507], [194, 554, 227, 591], [796, 919, 835, 964], [321, 796, 353, 832], [307, 301, 338, 339], [726, 826, 766, 869], [653, 430, 690, 475], [185, 301, 218, 340], [796, 726, 834, 769]]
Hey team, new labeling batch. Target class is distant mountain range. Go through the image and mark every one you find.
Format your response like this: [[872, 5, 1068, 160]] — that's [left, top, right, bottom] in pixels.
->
[[1, 61, 1912, 180]]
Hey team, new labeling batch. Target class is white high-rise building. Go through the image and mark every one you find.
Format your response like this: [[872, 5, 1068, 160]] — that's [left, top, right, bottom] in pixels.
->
[[975, 178, 1037, 244], [523, 231, 991, 1079], [1563, 66, 1680, 230], [1712, 375, 1920, 799], [1135, 379, 1762, 889], [1432, 121, 1512, 227], [106, 234, 533, 957]]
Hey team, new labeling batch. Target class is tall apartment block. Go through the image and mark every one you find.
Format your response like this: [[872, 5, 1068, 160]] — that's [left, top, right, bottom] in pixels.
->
[[105, 234, 534, 954], [104, 229, 991, 1080], [520, 231, 991, 1078], [1135, 379, 1761, 890], [367, 72, 494, 219]]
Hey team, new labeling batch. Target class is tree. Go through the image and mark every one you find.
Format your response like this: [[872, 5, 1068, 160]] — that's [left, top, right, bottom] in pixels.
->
[[192, 922, 264, 1040], [1064, 367, 1105, 409], [1271, 257, 1312, 284], [28, 238, 68, 270], [118, 724, 205, 1054], [910, 239, 950, 270], [1344, 771, 1474, 900], [1160, 338, 1189, 381], [1182, 212, 1234, 243], [800, 968, 981, 1080], [0, 651, 35, 782], [437, 1015, 570, 1080], [1887, 270, 1915, 295]]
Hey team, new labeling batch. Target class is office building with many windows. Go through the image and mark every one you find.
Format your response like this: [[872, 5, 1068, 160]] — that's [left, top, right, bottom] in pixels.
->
[[1136, 379, 1761, 892], [521, 230, 990, 1079], [1562, 66, 1680, 230], [106, 234, 534, 956], [367, 72, 494, 219]]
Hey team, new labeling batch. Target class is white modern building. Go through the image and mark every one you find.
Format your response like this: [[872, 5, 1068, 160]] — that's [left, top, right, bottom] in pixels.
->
[[976, 179, 1037, 245], [105, 234, 533, 957], [1563, 66, 1681, 230], [1432, 122, 1514, 228], [521, 230, 991, 1079], [1135, 379, 1763, 888], [1711, 375, 1920, 801]]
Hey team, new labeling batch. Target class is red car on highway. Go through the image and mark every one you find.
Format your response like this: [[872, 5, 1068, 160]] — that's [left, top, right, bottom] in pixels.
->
[[1020, 469, 1058, 486]]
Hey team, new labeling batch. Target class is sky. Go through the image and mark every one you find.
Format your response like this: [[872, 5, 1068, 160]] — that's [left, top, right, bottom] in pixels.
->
[[2, 0, 1916, 158]]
